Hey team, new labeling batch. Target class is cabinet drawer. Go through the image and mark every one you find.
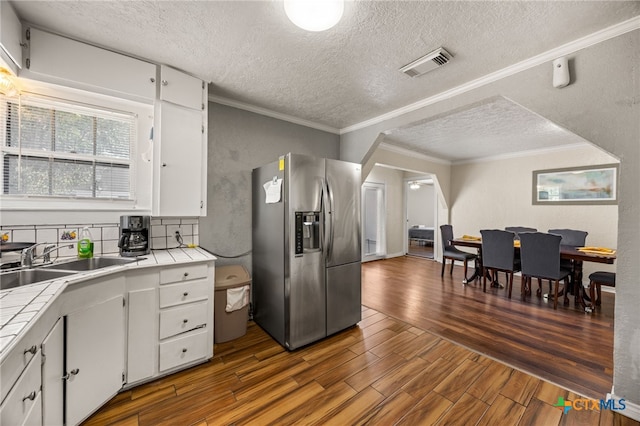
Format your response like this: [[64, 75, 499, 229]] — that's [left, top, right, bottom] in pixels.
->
[[0, 351, 41, 426], [160, 263, 208, 285], [159, 329, 208, 372], [159, 279, 209, 308], [159, 301, 208, 339]]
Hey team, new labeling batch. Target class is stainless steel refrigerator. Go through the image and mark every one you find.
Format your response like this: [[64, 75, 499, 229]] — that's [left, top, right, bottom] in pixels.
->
[[252, 153, 362, 350]]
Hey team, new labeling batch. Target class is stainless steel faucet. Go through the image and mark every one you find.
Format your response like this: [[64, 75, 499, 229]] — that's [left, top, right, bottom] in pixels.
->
[[41, 244, 74, 263], [21, 243, 74, 267]]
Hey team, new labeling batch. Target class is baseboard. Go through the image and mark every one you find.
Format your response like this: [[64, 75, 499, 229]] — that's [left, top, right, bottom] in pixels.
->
[[610, 392, 640, 421], [386, 252, 405, 259]]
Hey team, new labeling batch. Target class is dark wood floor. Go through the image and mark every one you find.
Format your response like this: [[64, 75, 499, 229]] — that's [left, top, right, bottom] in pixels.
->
[[362, 256, 615, 400], [83, 256, 634, 425]]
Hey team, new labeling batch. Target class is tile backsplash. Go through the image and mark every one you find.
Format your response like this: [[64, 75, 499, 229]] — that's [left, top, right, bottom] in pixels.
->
[[1, 217, 199, 260]]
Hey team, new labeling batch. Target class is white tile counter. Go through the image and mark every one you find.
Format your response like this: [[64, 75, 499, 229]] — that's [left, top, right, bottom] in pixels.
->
[[0, 247, 215, 359]]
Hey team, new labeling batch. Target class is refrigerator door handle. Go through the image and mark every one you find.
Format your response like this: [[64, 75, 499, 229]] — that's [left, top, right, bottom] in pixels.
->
[[322, 179, 334, 261]]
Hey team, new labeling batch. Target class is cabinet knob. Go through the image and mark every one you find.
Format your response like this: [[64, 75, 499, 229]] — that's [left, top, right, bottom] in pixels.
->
[[182, 348, 187, 353], [183, 292, 189, 297], [183, 272, 189, 277], [162, 163, 167, 167], [23, 345, 37, 355], [161, 80, 168, 86], [63, 368, 80, 380], [150, 77, 156, 83], [22, 391, 36, 402], [183, 319, 188, 323]]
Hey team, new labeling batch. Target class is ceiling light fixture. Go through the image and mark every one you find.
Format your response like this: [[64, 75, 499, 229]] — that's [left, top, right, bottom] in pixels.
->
[[284, 0, 344, 32], [409, 182, 420, 190]]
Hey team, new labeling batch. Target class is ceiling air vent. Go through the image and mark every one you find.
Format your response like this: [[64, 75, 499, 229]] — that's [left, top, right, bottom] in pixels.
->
[[399, 48, 453, 78]]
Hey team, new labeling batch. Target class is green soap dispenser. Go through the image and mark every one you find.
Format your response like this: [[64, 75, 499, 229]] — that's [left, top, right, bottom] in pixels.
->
[[78, 227, 94, 259]]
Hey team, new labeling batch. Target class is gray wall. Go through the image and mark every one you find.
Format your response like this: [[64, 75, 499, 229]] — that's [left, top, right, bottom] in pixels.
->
[[343, 30, 640, 408], [200, 103, 339, 271]]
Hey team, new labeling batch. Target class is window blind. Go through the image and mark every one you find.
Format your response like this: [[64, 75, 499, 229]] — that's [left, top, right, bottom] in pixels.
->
[[0, 94, 136, 200]]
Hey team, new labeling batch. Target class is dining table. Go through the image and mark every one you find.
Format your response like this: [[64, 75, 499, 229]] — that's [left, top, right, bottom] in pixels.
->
[[450, 236, 616, 310]]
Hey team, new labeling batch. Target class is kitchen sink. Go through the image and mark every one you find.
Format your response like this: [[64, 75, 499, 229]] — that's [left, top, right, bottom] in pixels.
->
[[44, 257, 138, 272], [0, 269, 75, 290]]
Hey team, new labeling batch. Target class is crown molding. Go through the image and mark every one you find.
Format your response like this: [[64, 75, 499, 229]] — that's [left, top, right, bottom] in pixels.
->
[[208, 95, 340, 134], [340, 16, 640, 134], [378, 143, 452, 165], [452, 142, 595, 165]]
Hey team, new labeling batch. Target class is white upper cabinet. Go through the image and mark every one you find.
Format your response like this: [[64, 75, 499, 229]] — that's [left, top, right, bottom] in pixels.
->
[[0, 1, 22, 73], [23, 28, 156, 103], [153, 65, 208, 217], [160, 65, 204, 110]]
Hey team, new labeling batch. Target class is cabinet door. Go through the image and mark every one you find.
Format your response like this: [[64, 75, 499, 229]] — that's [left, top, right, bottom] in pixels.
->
[[0, 1, 22, 72], [0, 352, 42, 426], [159, 65, 203, 110], [127, 288, 157, 384], [65, 295, 125, 426], [155, 102, 203, 216], [41, 318, 64, 426]]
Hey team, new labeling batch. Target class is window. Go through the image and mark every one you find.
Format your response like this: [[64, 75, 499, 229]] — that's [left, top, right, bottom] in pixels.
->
[[1, 94, 136, 200]]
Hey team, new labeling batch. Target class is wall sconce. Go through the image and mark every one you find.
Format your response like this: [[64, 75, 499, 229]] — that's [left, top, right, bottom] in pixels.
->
[[284, 0, 344, 32], [0, 67, 19, 97]]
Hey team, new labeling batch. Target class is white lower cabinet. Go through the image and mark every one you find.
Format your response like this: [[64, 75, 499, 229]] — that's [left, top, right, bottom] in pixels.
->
[[65, 295, 125, 426], [157, 263, 214, 373], [127, 287, 157, 383], [0, 257, 214, 425], [0, 351, 42, 426], [41, 318, 64, 426]]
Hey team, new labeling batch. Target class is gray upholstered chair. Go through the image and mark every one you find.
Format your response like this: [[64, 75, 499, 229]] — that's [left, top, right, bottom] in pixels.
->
[[440, 225, 477, 281], [504, 226, 537, 239], [519, 232, 571, 309], [480, 229, 520, 298], [548, 228, 588, 296], [547, 229, 588, 247], [588, 271, 615, 309]]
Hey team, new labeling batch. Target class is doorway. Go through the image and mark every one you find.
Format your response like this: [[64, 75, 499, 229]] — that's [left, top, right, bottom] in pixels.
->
[[362, 182, 386, 262], [405, 177, 435, 259]]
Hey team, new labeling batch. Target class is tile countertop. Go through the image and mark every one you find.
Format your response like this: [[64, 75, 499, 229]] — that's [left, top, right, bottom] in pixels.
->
[[0, 247, 216, 357]]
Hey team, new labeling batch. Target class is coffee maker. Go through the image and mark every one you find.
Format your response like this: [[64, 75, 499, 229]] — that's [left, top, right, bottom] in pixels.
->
[[118, 215, 151, 257]]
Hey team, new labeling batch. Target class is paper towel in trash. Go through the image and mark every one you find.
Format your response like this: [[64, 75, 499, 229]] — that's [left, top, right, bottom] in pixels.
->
[[226, 285, 250, 312]]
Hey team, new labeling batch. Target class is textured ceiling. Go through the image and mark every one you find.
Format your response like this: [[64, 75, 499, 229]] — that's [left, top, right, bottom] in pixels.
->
[[384, 96, 591, 163], [9, 1, 640, 160]]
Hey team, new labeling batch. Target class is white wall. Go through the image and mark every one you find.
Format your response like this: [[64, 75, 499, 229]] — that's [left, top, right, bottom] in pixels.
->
[[363, 165, 405, 257]]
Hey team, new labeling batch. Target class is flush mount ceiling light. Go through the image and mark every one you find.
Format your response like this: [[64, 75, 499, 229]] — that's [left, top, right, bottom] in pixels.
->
[[284, 0, 344, 32]]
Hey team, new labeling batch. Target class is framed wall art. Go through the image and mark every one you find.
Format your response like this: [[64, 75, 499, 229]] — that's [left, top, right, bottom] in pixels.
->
[[532, 164, 618, 205]]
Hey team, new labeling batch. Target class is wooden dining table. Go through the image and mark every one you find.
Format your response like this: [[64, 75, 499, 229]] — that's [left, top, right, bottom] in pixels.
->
[[450, 237, 616, 310]]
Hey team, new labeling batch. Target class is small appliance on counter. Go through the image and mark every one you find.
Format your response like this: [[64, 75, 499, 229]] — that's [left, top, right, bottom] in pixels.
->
[[118, 215, 150, 257]]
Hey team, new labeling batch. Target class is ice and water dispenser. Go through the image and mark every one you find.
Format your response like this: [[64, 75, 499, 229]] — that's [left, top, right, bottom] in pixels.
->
[[295, 212, 320, 255]]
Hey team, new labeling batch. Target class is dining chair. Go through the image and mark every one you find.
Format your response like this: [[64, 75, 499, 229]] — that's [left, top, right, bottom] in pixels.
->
[[548, 228, 588, 297], [480, 229, 520, 298], [440, 225, 477, 281], [518, 232, 571, 309], [504, 226, 537, 239], [588, 271, 616, 309]]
